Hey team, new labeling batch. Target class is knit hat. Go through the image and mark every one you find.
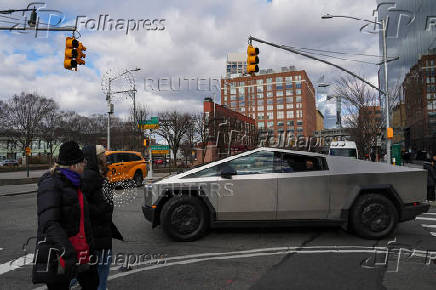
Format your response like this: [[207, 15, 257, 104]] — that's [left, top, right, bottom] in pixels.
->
[[58, 141, 84, 166], [96, 145, 106, 156]]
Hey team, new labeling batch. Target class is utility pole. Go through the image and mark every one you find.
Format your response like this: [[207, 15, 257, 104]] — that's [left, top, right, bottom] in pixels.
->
[[106, 79, 112, 150], [382, 19, 391, 164]]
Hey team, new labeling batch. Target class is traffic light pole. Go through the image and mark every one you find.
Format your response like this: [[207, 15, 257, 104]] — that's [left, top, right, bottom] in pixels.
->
[[248, 36, 387, 96]]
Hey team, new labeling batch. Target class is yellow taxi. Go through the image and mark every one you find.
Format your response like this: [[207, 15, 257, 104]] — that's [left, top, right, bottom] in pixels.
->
[[105, 151, 147, 186]]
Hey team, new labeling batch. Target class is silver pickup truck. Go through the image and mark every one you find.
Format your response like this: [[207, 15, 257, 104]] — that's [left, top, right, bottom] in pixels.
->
[[142, 147, 430, 241]]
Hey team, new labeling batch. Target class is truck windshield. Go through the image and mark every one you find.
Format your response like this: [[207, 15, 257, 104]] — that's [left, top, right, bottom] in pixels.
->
[[329, 148, 357, 158]]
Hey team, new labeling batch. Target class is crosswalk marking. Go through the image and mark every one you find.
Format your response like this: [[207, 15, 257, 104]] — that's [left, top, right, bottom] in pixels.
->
[[415, 217, 436, 221], [416, 209, 436, 237]]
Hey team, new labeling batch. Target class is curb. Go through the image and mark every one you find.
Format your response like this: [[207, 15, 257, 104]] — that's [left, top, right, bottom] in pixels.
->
[[0, 190, 37, 197], [0, 178, 40, 186]]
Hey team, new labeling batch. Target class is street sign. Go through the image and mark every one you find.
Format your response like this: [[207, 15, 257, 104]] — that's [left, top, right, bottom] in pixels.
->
[[151, 145, 169, 154], [138, 117, 159, 129]]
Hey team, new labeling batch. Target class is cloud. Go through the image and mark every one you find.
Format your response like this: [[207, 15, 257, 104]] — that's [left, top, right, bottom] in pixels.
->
[[0, 0, 382, 123]]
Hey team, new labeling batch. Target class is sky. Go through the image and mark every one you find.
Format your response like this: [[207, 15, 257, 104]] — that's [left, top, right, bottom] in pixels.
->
[[0, 0, 383, 127]]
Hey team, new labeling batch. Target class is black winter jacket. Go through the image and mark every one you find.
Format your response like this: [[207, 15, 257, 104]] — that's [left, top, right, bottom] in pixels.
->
[[82, 145, 114, 250], [32, 169, 94, 284]]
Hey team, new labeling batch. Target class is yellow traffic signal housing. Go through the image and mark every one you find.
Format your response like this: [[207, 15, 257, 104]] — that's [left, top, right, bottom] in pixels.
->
[[387, 127, 393, 139], [247, 44, 259, 74], [64, 37, 86, 71]]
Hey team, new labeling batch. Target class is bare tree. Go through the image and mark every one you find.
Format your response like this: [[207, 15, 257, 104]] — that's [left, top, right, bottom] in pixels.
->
[[4, 92, 58, 151], [335, 77, 382, 158], [155, 111, 192, 166], [39, 105, 63, 165]]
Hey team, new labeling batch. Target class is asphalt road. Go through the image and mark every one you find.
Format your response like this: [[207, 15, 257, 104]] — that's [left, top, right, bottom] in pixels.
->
[[0, 188, 435, 290]]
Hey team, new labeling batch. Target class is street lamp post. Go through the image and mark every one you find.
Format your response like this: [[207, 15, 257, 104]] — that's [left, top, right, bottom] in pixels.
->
[[105, 67, 141, 151], [322, 14, 391, 163]]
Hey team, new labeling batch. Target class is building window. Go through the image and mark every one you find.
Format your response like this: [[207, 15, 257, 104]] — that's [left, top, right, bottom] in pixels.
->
[[277, 111, 284, 119], [287, 103, 294, 109], [296, 103, 302, 108], [277, 91, 284, 97], [258, 122, 265, 128], [231, 101, 236, 108], [267, 121, 274, 128], [257, 100, 264, 106], [286, 96, 293, 103], [286, 84, 293, 89], [296, 110, 303, 118], [258, 112, 264, 120], [276, 85, 283, 90], [296, 82, 302, 89], [277, 104, 284, 110], [277, 97, 283, 104], [267, 85, 273, 91], [267, 78, 272, 83], [297, 127, 303, 132], [267, 92, 273, 97], [277, 121, 284, 126], [230, 88, 236, 94], [296, 96, 302, 102], [230, 95, 236, 101], [240, 107, 245, 112], [223, 96, 227, 102], [257, 105, 264, 111], [256, 79, 263, 85], [267, 99, 273, 105], [239, 96, 245, 101], [257, 86, 264, 93], [297, 119, 303, 126], [287, 120, 294, 126], [286, 90, 293, 95], [240, 101, 245, 106], [285, 76, 292, 82], [276, 77, 283, 82], [267, 112, 274, 119], [287, 111, 294, 118], [267, 105, 274, 111], [239, 87, 245, 96], [296, 89, 302, 95]]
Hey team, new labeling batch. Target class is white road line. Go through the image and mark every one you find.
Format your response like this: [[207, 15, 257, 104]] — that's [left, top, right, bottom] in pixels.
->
[[421, 224, 436, 228], [422, 213, 436, 215], [0, 253, 34, 275], [431, 232, 436, 237], [0, 248, 3, 251], [106, 247, 436, 282], [416, 217, 436, 221]]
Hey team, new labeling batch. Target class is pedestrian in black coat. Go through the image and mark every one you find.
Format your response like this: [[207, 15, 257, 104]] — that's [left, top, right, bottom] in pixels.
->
[[82, 145, 123, 290], [32, 141, 98, 290]]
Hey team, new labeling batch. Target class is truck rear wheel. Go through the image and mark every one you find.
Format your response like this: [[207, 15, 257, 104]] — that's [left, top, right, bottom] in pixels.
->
[[350, 194, 398, 239]]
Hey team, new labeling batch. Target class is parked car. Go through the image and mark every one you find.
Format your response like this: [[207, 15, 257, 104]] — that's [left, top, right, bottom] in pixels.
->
[[106, 151, 147, 187], [0, 159, 19, 167], [142, 147, 430, 242], [153, 158, 164, 165]]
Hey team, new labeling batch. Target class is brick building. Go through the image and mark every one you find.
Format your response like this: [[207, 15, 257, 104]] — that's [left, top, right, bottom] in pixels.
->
[[403, 52, 436, 152], [195, 98, 257, 164], [220, 67, 317, 139]]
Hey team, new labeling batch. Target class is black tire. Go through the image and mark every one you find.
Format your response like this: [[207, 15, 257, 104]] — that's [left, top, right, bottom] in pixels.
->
[[350, 194, 399, 239], [133, 171, 143, 187], [160, 195, 209, 242]]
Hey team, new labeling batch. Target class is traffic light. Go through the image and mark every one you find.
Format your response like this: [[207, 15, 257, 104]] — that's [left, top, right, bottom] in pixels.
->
[[64, 37, 86, 71], [247, 44, 259, 74]]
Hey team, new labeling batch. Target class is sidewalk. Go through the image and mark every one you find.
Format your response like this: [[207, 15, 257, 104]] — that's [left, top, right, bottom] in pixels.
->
[[0, 169, 46, 186]]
